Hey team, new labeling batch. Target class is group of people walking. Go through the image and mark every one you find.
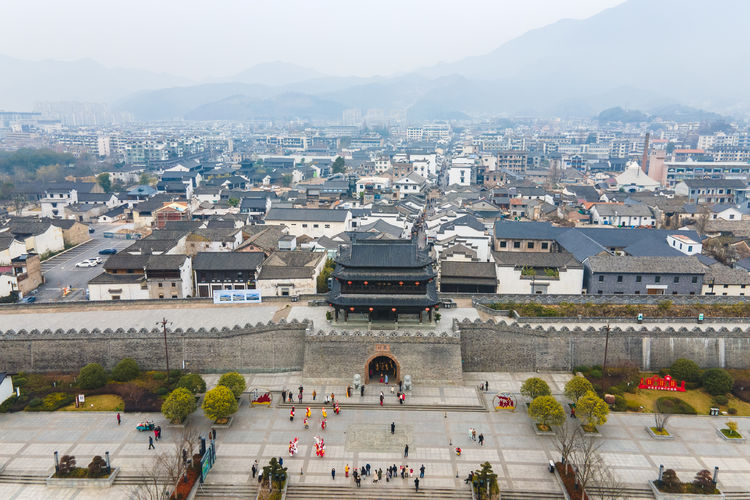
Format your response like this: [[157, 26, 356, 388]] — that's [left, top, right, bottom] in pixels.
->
[[335, 463, 425, 491]]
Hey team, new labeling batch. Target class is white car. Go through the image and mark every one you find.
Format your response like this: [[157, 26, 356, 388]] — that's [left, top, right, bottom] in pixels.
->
[[75, 259, 98, 268]]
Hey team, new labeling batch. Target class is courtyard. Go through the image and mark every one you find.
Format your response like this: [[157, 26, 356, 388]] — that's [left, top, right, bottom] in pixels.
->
[[1, 372, 750, 499]]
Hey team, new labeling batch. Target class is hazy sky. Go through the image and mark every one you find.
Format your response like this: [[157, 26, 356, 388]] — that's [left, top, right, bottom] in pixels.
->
[[0, 0, 624, 80]]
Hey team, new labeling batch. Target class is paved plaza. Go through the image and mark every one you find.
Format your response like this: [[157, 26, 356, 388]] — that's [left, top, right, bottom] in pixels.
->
[[1, 372, 750, 499]]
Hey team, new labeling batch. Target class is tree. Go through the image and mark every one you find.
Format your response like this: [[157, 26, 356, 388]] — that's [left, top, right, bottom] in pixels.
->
[[78, 363, 107, 389], [227, 197, 239, 207], [520, 377, 551, 400], [528, 395, 565, 430], [111, 358, 140, 382], [316, 258, 335, 293], [660, 469, 681, 493], [36, 164, 65, 182], [97, 173, 112, 192], [281, 174, 292, 187], [726, 420, 739, 435], [471, 461, 500, 500], [87, 455, 107, 477], [653, 410, 672, 433], [571, 434, 604, 498], [177, 373, 206, 394], [161, 388, 197, 424], [139, 172, 156, 186], [576, 391, 609, 429], [217, 372, 246, 399], [701, 368, 734, 395], [564, 376, 594, 402], [669, 358, 701, 383], [693, 469, 715, 494], [202, 385, 238, 421], [262, 457, 288, 492], [332, 156, 346, 174], [553, 420, 582, 466], [59, 455, 76, 475]]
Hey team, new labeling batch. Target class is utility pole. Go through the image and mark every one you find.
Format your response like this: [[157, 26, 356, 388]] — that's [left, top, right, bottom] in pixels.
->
[[158, 318, 172, 383], [602, 323, 611, 382]]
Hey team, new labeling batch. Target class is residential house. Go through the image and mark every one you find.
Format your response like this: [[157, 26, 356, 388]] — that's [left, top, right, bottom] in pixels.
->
[[0, 250, 42, 299], [185, 227, 244, 256], [192, 251, 265, 298], [589, 204, 655, 227], [257, 250, 326, 297], [2, 218, 65, 255], [394, 173, 427, 197], [702, 263, 750, 296], [48, 219, 89, 247], [493, 251, 583, 294], [584, 255, 704, 295], [144, 254, 193, 299], [674, 179, 747, 205], [264, 208, 351, 238], [439, 261, 497, 293], [88, 253, 149, 300]]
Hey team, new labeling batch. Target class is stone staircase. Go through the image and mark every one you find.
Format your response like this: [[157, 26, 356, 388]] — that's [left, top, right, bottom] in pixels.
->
[[285, 484, 472, 499], [195, 483, 258, 498], [277, 401, 487, 413], [501, 490, 565, 499]]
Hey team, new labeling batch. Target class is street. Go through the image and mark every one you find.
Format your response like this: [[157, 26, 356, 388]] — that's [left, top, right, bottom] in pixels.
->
[[34, 223, 136, 303]]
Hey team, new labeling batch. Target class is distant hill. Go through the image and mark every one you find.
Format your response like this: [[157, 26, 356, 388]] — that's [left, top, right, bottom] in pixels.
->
[[183, 92, 344, 121], [228, 61, 326, 86], [0, 53, 189, 109]]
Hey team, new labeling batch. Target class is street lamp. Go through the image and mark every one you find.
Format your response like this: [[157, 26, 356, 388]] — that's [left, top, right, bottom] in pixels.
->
[[602, 323, 611, 381], [158, 318, 172, 384]]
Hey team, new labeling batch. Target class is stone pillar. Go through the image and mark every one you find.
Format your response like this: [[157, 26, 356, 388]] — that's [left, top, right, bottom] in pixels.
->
[[718, 337, 726, 368], [335, 307, 339, 321], [642, 337, 651, 371], [419, 311, 423, 323]]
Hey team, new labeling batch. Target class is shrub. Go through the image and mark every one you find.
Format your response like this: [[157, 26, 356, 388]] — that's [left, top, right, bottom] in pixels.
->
[[528, 395, 565, 429], [713, 394, 729, 406], [572, 365, 589, 375], [151, 372, 166, 380], [660, 469, 681, 493], [669, 358, 701, 383], [41, 392, 73, 411], [0, 396, 18, 413], [111, 358, 140, 382], [589, 369, 603, 380], [702, 368, 734, 396], [78, 363, 107, 390], [520, 377, 551, 400], [564, 376, 595, 402], [728, 407, 738, 415], [626, 401, 642, 412], [28, 397, 42, 408], [161, 387, 197, 424], [155, 386, 169, 396], [202, 385, 238, 422], [656, 397, 697, 415], [613, 394, 627, 412], [217, 372, 246, 399], [177, 373, 206, 394]]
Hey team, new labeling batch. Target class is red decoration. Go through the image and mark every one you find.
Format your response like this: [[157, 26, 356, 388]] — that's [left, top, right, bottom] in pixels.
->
[[349, 307, 355, 311], [399, 281, 404, 286], [415, 281, 420, 286], [425, 307, 430, 311], [638, 374, 685, 392], [347, 281, 352, 285], [391, 308, 397, 312], [368, 307, 373, 311], [363, 281, 368, 285]]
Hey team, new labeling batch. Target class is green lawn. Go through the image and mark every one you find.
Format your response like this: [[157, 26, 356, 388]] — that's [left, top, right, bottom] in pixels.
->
[[60, 394, 124, 412]]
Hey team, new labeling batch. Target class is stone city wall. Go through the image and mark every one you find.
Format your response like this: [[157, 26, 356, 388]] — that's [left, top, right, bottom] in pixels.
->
[[458, 319, 750, 372], [0, 321, 309, 373], [303, 328, 463, 383]]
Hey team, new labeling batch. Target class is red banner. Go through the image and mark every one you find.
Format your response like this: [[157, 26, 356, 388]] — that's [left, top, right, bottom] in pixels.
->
[[638, 374, 686, 392]]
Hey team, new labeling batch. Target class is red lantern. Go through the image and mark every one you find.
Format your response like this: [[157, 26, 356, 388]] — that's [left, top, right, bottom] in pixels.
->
[[415, 281, 420, 286], [391, 308, 397, 312], [425, 307, 430, 311], [349, 307, 355, 311], [368, 307, 374, 311], [363, 281, 368, 285], [399, 281, 404, 286], [347, 281, 352, 285]]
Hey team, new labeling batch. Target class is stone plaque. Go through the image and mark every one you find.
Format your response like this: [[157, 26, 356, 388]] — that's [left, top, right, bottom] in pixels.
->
[[375, 344, 390, 353]]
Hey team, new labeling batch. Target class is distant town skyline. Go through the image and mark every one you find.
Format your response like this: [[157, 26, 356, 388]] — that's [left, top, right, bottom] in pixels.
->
[[0, 0, 624, 80]]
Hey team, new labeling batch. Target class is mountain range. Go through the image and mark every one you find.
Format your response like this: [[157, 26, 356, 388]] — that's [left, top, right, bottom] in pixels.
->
[[2, 0, 749, 121]]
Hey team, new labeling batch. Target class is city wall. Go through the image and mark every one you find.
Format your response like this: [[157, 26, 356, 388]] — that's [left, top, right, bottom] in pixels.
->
[[458, 319, 750, 372]]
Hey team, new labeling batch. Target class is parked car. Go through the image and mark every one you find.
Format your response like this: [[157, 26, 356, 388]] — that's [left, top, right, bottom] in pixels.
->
[[19, 296, 36, 303], [88, 227, 95, 234], [99, 248, 117, 255], [75, 259, 98, 268]]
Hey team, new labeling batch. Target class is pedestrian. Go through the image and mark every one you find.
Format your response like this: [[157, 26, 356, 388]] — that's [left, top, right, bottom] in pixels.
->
[[331, 468, 335, 480], [485, 381, 489, 392], [345, 464, 350, 478], [399, 380, 403, 392], [391, 422, 395, 434], [419, 464, 425, 478], [361, 466, 366, 477], [478, 433, 484, 446], [148, 436, 155, 450], [312, 390, 317, 401], [378, 468, 382, 481], [380, 373, 384, 383], [289, 390, 293, 402], [279, 457, 283, 467], [154, 428, 159, 442], [251, 461, 258, 478], [298, 393, 302, 404], [391, 386, 395, 395], [414, 477, 420, 492], [385, 374, 389, 384], [360, 384, 365, 397], [571, 407, 576, 419], [330, 392, 335, 403], [258, 472, 263, 484], [282, 391, 286, 403], [380, 392, 384, 406], [404, 444, 409, 458], [366, 463, 371, 476], [116, 412, 121, 425], [468, 427, 473, 441], [399, 393, 403, 405], [157, 426, 162, 440]]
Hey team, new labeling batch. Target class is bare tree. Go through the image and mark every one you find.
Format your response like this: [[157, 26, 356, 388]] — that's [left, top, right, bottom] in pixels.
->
[[589, 465, 626, 500], [653, 411, 672, 434], [571, 434, 604, 498], [695, 205, 711, 235], [130, 455, 170, 500], [553, 420, 581, 467]]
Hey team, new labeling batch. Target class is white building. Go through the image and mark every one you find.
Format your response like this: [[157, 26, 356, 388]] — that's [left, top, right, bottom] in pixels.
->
[[615, 161, 661, 192], [394, 173, 427, 196], [447, 164, 472, 186], [589, 204, 655, 227], [355, 176, 390, 195], [493, 251, 584, 295], [0, 373, 14, 404], [264, 208, 351, 238], [667, 234, 702, 255]]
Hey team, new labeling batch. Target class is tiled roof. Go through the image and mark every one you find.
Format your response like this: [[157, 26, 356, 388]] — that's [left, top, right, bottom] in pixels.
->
[[588, 255, 705, 274]]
